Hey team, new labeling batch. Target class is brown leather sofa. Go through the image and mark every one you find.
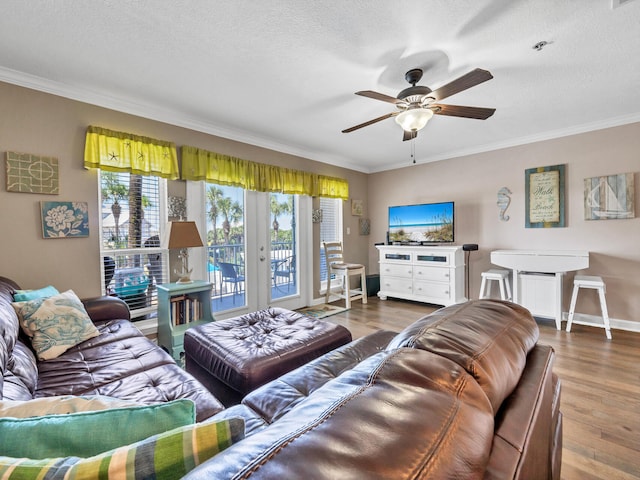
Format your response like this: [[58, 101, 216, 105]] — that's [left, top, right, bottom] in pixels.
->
[[190, 299, 563, 479], [1, 273, 561, 479], [0, 276, 223, 421]]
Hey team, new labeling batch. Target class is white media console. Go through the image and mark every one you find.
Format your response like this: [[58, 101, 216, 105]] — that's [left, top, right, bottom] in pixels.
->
[[376, 245, 466, 306]]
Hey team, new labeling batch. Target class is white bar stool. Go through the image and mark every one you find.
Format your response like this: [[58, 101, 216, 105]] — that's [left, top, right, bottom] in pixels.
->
[[479, 269, 512, 301], [566, 275, 611, 339]]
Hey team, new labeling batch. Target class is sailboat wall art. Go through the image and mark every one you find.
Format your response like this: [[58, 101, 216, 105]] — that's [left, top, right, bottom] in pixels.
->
[[584, 172, 635, 220]]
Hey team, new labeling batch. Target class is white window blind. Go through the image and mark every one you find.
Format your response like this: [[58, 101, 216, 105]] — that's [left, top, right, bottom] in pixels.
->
[[319, 197, 342, 283], [99, 171, 167, 319]]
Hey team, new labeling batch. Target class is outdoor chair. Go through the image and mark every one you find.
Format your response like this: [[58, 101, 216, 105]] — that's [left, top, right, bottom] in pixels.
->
[[273, 255, 296, 292], [218, 262, 245, 304]]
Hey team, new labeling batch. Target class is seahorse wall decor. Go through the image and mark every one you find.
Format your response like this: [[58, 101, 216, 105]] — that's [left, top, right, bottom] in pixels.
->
[[497, 187, 512, 221]]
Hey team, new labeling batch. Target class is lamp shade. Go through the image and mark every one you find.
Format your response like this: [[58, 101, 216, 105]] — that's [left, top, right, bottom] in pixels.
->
[[395, 108, 434, 132], [164, 221, 204, 249]]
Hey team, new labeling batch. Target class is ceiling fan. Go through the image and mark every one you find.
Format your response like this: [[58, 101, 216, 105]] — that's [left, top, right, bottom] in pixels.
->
[[342, 68, 496, 141]]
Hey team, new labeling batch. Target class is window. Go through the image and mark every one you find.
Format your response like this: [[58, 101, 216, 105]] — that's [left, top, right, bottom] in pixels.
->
[[319, 197, 343, 287], [100, 171, 167, 319]]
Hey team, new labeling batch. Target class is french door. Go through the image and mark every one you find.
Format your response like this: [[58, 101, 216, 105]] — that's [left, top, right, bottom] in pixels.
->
[[187, 182, 311, 319]]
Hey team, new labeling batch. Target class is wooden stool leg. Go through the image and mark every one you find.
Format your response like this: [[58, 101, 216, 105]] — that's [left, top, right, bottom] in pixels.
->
[[361, 271, 368, 304], [505, 277, 512, 301], [325, 271, 332, 304], [598, 287, 612, 340], [566, 285, 580, 332], [344, 274, 351, 309]]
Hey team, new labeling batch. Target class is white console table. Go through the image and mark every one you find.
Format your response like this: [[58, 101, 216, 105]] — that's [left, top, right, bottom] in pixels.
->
[[490, 249, 589, 329], [376, 245, 466, 306]]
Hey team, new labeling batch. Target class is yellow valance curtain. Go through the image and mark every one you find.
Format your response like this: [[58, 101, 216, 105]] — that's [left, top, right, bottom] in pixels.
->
[[84, 126, 179, 180], [181, 145, 349, 200]]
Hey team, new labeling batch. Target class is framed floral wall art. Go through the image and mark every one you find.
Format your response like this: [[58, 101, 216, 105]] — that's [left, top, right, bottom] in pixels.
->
[[41, 201, 89, 238]]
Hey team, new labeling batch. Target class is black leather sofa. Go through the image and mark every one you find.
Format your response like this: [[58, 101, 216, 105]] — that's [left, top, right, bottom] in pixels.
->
[[1, 274, 562, 479], [190, 298, 563, 479], [0, 276, 222, 421]]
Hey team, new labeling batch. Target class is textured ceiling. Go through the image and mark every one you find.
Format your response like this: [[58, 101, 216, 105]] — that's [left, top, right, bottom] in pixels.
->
[[1, 0, 639, 173]]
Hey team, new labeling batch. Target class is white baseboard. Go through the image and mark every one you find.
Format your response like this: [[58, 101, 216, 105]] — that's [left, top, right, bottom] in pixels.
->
[[560, 312, 640, 333]]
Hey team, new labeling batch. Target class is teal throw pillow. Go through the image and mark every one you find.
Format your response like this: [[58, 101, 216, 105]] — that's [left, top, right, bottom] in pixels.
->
[[0, 416, 244, 480], [12, 289, 100, 360], [12, 285, 60, 302], [0, 399, 196, 459]]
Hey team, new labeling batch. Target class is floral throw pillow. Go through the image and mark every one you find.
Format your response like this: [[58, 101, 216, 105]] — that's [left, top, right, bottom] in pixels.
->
[[12, 290, 100, 360]]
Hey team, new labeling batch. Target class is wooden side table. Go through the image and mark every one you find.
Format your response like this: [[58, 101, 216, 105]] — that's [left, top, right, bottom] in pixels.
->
[[157, 281, 214, 363]]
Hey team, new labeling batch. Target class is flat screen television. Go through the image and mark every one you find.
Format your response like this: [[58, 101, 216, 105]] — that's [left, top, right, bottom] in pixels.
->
[[388, 201, 454, 244]]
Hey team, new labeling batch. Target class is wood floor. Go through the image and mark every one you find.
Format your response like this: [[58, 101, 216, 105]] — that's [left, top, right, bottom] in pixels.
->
[[326, 297, 640, 480]]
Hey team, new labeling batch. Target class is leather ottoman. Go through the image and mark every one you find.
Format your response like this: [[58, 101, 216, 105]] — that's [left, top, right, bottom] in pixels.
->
[[183, 307, 352, 406]]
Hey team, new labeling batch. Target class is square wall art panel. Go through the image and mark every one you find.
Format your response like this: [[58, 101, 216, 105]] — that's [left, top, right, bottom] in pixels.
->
[[584, 172, 634, 220], [41, 201, 89, 238], [6, 151, 59, 194]]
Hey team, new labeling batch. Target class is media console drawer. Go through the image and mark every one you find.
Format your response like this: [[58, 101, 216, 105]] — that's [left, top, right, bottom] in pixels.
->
[[376, 245, 465, 307], [414, 253, 450, 266], [414, 266, 450, 282], [380, 277, 413, 295], [414, 280, 451, 301], [380, 263, 413, 278], [383, 251, 412, 263]]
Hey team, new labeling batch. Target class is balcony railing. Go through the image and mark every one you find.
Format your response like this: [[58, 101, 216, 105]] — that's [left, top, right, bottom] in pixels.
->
[[207, 242, 296, 311]]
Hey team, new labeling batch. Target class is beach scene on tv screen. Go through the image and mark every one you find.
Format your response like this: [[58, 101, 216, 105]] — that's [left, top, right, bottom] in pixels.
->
[[388, 202, 454, 243]]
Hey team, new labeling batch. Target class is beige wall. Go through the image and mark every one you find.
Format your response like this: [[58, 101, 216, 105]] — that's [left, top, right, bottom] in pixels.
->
[[1, 80, 637, 325], [0, 81, 368, 299], [368, 122, 640, 326]]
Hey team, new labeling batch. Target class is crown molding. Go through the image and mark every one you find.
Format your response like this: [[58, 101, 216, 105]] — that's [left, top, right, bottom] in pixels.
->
[[370, 112, 640, 173], [2, 67, 638, 176], [0, 67, 368, 173]]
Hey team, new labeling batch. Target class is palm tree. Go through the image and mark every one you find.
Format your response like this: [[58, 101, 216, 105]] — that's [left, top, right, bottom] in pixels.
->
[[218, 197, 243, 246], [228, 201, 243, 241], [128, 174, 143, 249], [101, 172, 128, 246], [270, 194, 291, 241], [206, 186, 224, 245]]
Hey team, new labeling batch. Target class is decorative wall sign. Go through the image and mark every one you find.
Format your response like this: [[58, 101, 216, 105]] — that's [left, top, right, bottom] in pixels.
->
[[525, 164, 565, 228], [351, 199, 363, 216], [584, 172, 634, 220], [6, 151, 59, 194], [312, 208, 323, 223], [168, 195, 186, 219], [359, 218, 370, 236], [41, 201, 89, 238], [497, 187, 512, 221]]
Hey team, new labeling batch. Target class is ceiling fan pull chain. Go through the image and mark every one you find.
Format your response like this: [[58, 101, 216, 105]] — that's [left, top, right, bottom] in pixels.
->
[[411, 137, 416, 164]]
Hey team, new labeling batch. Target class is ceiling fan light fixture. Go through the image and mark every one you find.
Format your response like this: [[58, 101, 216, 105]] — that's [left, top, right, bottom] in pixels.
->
[[395, 108, 434, 132]]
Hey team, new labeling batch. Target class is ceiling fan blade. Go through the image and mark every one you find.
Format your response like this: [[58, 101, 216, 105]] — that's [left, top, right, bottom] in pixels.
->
[[342, 112, 397, 133], [402, 130, 418, 142], [428, 68, 493, 102], [432, 104, 496, 120], [355, 90, 400, 104]]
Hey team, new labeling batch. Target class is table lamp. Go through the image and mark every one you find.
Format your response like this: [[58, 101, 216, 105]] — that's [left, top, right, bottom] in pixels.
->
[[164, 221, 204, 284]]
